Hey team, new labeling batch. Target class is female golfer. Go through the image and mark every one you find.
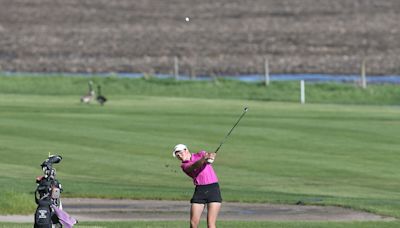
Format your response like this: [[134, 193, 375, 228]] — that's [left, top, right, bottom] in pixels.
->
[[172, 144, 221, 228]]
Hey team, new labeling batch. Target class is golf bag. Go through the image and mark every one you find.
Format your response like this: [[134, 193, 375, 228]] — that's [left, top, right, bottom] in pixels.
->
[[34, 155, 76, 228]]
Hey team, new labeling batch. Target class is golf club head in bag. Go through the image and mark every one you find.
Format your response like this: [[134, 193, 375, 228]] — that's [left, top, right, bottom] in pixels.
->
[[41, 155, 62, 178], [36, 155, 63, 203], [34, 154, 67, 228]]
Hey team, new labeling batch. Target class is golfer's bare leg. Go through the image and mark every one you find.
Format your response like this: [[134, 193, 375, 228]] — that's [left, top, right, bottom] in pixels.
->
[[190, 203, 205, 228], [206, 202, 221, 228]]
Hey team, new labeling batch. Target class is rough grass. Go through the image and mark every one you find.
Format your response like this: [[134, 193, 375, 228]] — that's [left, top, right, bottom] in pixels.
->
[[1, 75, 400, 105], [0, 192, 35, 215]]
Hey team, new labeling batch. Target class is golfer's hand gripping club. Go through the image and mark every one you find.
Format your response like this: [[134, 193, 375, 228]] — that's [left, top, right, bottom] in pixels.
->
[[205, 152, 216, 164]]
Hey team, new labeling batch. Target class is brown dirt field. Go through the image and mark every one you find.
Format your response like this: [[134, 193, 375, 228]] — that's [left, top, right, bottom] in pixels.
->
[[0, 198, 395, 222], [0, 0, 399, 76]]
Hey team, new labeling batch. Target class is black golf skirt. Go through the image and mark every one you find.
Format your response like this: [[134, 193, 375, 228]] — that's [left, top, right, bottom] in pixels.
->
[[190, 182, 222, 204]]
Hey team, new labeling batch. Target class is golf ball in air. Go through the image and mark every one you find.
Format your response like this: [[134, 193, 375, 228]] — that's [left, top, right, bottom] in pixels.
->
[[185, 17, 190, 22]]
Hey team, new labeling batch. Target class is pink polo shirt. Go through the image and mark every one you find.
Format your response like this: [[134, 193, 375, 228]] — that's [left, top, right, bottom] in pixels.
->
[[181, 151, 219, 186]]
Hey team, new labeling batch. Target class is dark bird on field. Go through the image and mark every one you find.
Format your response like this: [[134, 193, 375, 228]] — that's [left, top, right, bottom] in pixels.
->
[[96, 85, 107, 106], [80, 81, 95, 104]]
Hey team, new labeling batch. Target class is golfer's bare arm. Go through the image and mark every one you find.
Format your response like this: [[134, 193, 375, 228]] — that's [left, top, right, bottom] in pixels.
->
[[184, 153, 216, 173]]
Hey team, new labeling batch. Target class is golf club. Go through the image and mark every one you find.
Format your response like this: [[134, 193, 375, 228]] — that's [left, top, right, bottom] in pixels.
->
[[207, 107, 248, 163]]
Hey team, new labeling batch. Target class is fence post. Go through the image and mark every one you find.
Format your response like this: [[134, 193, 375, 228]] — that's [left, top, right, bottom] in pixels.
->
[[360, 58, 367, 89], [264, 58, 270, 86], [211, 73, 220, 85], [174, 56, 179, 80], [190, 65, 196, 80], [300, 80, 305, 104]]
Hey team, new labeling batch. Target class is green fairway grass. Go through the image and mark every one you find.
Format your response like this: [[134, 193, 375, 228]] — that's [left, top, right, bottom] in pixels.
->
[[0, 76, 400, 227]]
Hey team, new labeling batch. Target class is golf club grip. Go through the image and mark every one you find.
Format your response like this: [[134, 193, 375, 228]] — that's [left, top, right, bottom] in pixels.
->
[[214, 144, 222, 154]]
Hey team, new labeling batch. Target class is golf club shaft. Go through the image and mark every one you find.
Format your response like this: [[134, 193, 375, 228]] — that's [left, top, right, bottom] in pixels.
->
[[214, 107, 248, 153]]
